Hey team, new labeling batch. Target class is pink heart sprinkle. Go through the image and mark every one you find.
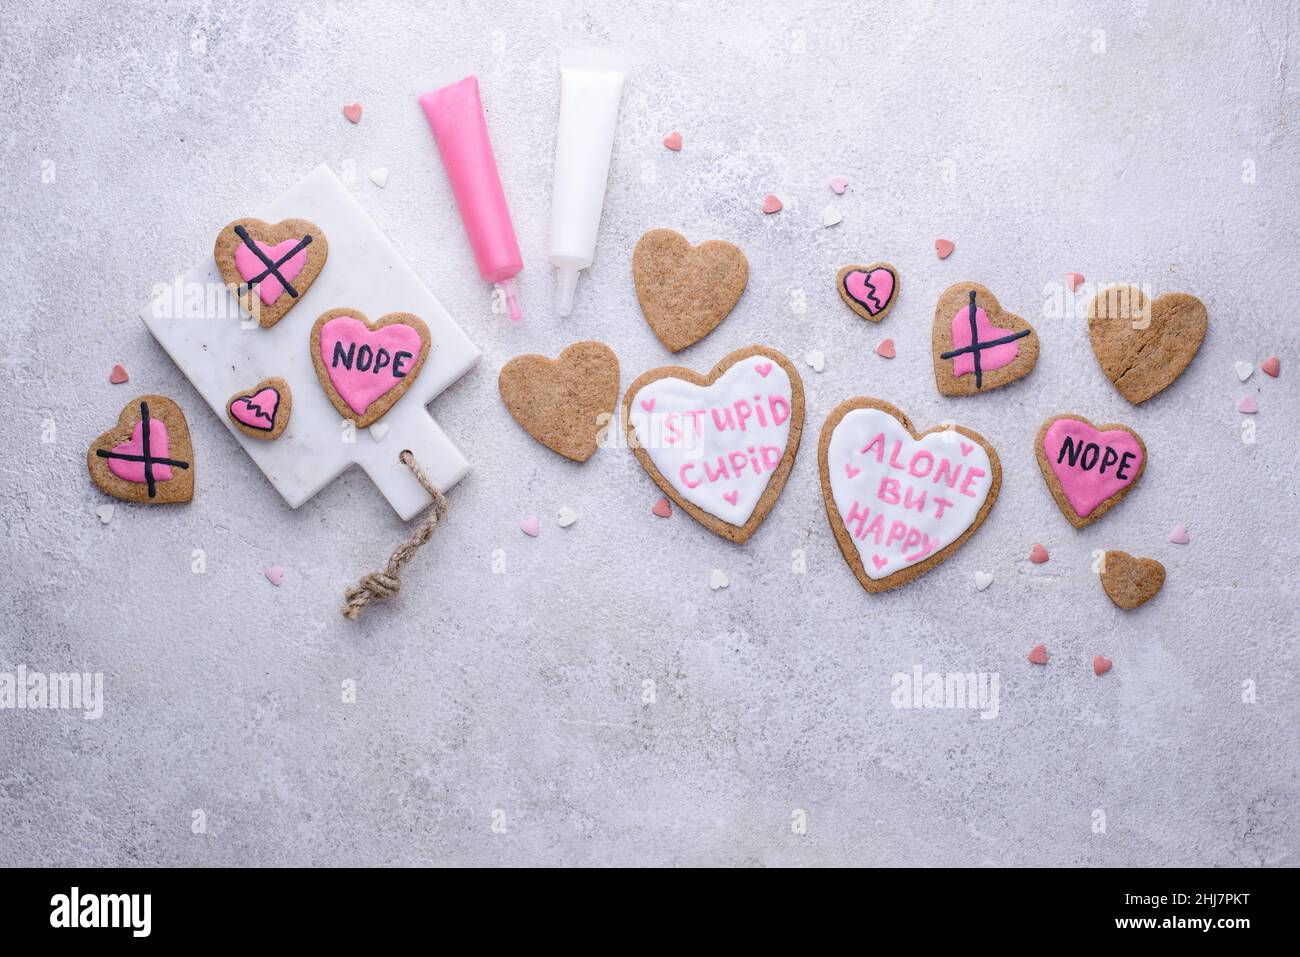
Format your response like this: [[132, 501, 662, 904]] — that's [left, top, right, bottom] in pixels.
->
[[1066, 272, 1085, 291], [663, 130, 682, 151], [935, 238, 955, 260], [1238, 395, 1258, 414], [343, 102, 363, 123], [755, 362, 773, 377], [1029, 543, 1050, 564], [264, 565, 284, 587], [651, 498, 672, 518], [1169, 524, 1190, 545], [640, 398, 655, 412], [520, 515, 539, 537], [959, 442, 974, 457], [1093, 655, 1113, 677], [1027, 643, 1049, 665], [109, 364, 129, 384], [829, 175, 849, 194], [875, 339, 896, 359], [723, 490, 739, 506], [1260, 355, 1280, 377], [844, 462, 861, 479], [871, 555, 888, 570], [762, 193, 783, 214]]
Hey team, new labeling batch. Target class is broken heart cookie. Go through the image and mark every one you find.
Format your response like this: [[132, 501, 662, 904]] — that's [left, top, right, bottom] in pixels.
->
[[214, 217, 329, 328], [1100, 550, 1165, 609], [932, 283, 1039, 395], [1088, 286, 1207, 404], [623, 345, 803, 544], [837, 262, 899, 322], [87, 395, 194, 504], [1037, 414, 1145, 528], [820, 398, 1001, 593], [226, 377, 291, 441], [498, 341, 620, 463], [633, 228, 749, 353], [310, 308, 430, 429]]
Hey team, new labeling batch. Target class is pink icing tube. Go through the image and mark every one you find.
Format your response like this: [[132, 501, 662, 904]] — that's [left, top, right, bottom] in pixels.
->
[[419, 76, 523, 321]]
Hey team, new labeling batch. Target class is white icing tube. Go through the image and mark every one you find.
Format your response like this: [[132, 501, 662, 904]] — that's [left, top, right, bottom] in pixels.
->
[[548, 50, 627, 316]]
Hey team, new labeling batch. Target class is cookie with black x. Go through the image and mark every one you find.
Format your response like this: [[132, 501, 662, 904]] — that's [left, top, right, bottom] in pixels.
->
[[931, 282, 1039, 396], [215, 217, 329, 328]]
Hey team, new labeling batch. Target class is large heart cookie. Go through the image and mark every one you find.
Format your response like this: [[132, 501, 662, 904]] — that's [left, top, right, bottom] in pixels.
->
[[1088, 286, 1207, 404], [932, 283, 1039, 395], [498, 341, 620, 462], [1100, 550, 1165, 610], [820, 398, 1001, 592], [87, 395, 194, 504], [623, 346, 803, 543], [214, 217, 329, 328], [226, 376, 291, 441], [310, 308, 430, 428], [633, 228, 749, 353], [1036, 414, 1145, 528], [837, 262, 899, 322]]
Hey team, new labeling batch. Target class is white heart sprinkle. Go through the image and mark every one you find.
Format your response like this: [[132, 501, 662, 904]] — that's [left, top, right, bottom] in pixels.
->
[[1234, 360, 1253, 382], [368, 167, 389, 188], [974, 571, 993, 591], [369, 423, 389, 441], [820, 205, 843, 227], [709, 568, 730, 590], [557, 506, 578, 528], [805, 350, 825, 373], [95, 504, 114, 524]]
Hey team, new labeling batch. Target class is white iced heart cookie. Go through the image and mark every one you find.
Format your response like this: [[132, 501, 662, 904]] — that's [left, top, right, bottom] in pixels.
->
[[623, 346, 805, 544], [819, 397, 1001, 592]]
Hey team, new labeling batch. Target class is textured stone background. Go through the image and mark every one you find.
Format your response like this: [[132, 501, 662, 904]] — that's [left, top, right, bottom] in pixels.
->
[[2, 0, 1297, 866]]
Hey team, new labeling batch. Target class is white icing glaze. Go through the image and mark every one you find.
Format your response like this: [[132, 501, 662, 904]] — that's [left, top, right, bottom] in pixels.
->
[[630, 359, 793, 526], [826, 408, 993, 579]]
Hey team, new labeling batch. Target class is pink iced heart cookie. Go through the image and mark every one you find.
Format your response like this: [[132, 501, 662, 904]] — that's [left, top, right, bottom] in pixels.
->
[[933, 283, 1039, 395], [310, 309, 431, 429], [87, 394, 194, 504], [214, 217, 329, 328], [820, 397, 1001, 593], [1036, 414, 1146, 528], [837, 263, 899, 322], [226, 377, 291, 441]]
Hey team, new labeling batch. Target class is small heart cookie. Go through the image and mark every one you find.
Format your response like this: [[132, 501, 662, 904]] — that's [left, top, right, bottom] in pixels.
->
[[498, 341, 620, 463], [633, 228, 749, 353], [227, 377, 291, 440], [623, 346, 804, 544], [837, 263, 899, 322], [932, 283, 1039, 395], [820, 398, 1001, 592], [214, 217, 328, 328], [1100, 551, 1165, 610], [87, 395, 194, 504], [310, 308, 430, 429], [1037, 414, 1146, 528], [1088, 286, 1207, 404]]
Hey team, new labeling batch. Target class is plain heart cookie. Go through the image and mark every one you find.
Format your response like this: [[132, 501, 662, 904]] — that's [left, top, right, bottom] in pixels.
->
[[498, 341, 620, 462], [310, 308, 430, 429], [1088, 286, 1207, 404], [623, 345, 804, 544], [87, 394, 194, 504], [1100, 550, 1165, 609], [820, 398, 1001, 592], [932, 283, 1039, 395], [214, 217, 329, 328], [226, 376, 291, 441], [1036, 414, 1146, 528], [633, 228, 749, 353], [837, 263, 899, 322]]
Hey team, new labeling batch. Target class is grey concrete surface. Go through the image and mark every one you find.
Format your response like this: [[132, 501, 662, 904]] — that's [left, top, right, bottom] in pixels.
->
[[1, 0, 1297, 867]]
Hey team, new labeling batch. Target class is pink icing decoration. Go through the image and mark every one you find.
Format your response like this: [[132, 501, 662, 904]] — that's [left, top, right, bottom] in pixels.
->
[[319, 316, 424, 417], [755, 362, 773, 377], [235, 238, 309, 305], [640, 398, 655, 412], [230, 387, 280, 430], [950, 303, 1021, 377], [843, 268, 895, 315], [723, 490, 739, 505], [107, 419, 173, 483], [1043, 419, 1143, 518]]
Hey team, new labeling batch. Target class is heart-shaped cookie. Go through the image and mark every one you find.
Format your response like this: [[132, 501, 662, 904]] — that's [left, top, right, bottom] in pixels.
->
[[820, 398, 1001, 592], [623, 345, 803, 543], [1088, 286, 1207, 404], [1100, 550, 1165, 609], [1036, 414, 1146, 527], [310, 308, 430, 428], [214, 217, 329, 328], [498, 341, 620, 462], [633, 228, 749, 353], [227, 377, 291, 441], [932, 283, 1039, 395], [87, 395, 194, 504], [837, 262, 899, 322]]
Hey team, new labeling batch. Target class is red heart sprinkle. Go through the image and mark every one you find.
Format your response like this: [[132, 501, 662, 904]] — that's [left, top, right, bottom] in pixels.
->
[[109, 364, 129, 384], [1066, 272, 1085, 291], [343, 103, 363, 124], [762, 193, 783, 214], [651, 497, 672, 518], [663, 131, 682, 151], [1027, 643, 1049, 665], [875, 339, 896, 359], [1093, 655, 1113, 676], [1260, 355, 1280, 377], [935, 238, 955, 259], [1029, 543, 1049, 564]]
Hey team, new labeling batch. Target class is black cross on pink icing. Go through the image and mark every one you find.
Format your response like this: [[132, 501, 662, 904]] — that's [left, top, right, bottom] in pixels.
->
[[94, 400, 190, 499], [233, 224, 313, 300], [939, 290, 1032, 389]]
